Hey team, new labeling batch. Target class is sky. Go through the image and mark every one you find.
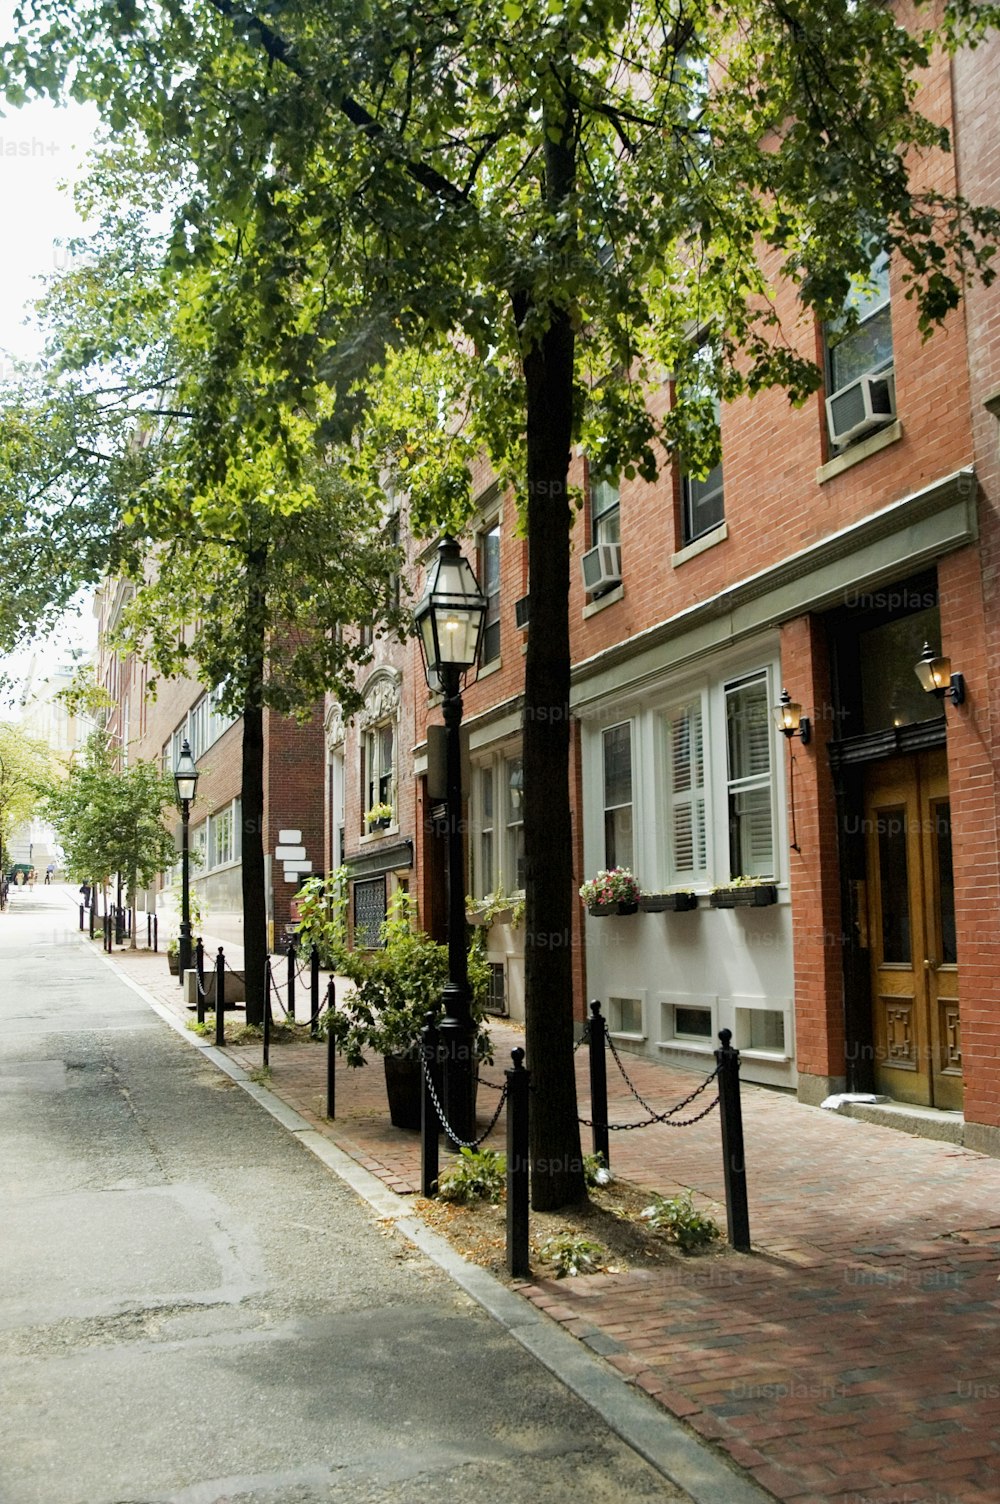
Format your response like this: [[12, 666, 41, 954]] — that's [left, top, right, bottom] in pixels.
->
[[0, 16, 101, 710]]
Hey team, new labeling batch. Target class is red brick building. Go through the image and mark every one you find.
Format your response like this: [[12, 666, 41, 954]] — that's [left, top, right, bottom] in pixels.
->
[[327, 25, 1000, 1151]]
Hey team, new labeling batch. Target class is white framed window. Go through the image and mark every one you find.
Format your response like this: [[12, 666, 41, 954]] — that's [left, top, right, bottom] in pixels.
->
[[608, 995, 644, 1038], [826, 252, 892, 396], [678, 341, 725, 546], [210, 805, 234, 868], [663, 700, 707, 884], [505, 755, 524, 891], [479, 520, 501, 665], [602, 722, 633, 871], [725, 671, 775, 880], [590, 474, 621, 547], [469, 746, 524, 897], [363, 722, 395, 829], [329, 748, 345, 870]]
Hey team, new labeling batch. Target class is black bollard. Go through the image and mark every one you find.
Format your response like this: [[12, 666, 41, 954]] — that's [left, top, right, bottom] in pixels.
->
[[152, 913, 158, 953], [310, 946, 320, 1038], [89, 899, 95, 940], [195, 938, 206, 1026], [79, 903, 84, 931], [263, 975, 271, 1069], [588, 999, 610, 1172], [214, 949, 225, 1048], [286, 935, 296, 1023], [506, 1048, 531, 1279], [420, 1012, 441, 1198], [715, 1029, 751, 1252], [325, 981, 336, 1118]]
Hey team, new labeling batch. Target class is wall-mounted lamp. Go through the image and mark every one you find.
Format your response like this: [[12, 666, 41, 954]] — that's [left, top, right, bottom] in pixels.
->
[[914, 642, 965, 706], [773, 689, 811, 745]]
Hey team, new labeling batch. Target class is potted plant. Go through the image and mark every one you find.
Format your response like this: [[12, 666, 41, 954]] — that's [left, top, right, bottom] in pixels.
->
[[638, 890, 699, 913], [166, 936, 180, 975], [305, 883, 493, 1129], [710, 876, 778, 908], [579, 867, 641, 916], [465, 883, 523, 930], [364, 801, 394, 831]]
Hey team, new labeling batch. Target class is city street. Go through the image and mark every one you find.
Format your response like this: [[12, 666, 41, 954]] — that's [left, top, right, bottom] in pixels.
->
[[0, 884, 714, 1504]]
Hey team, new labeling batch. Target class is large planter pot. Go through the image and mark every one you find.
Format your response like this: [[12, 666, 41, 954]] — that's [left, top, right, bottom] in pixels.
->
[[167, 951, 180, 976], [710, 884, 778, 909], [383, 1053, 424, 1130], [638, 892, 698, 913]]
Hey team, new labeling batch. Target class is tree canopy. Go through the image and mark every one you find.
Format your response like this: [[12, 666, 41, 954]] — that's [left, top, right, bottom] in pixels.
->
[[2, 0, 998, 1202]]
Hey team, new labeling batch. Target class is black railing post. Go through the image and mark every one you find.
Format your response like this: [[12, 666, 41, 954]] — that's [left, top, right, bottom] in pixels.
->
[[421, 1012, 441, 1198], [104, 912, 111, 952], [79, 903, 84, 931], [263, 971, 271, 1070], [715, 1028, 751, 1252], [152, 913, 158, 953], [89, 898, 95, 940], [310, 946, 320, 1038], [588, 999, 610, 1172], [214, 948, 225, 1048], [286, 935, 296, 1022], [325, 981, 336, 1118], [506, 1048, 531, 1279], [195, 938, 206, 1026]]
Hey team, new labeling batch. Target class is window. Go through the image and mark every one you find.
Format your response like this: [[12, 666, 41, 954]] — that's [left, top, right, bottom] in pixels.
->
[[329, 749, 345, 870], [211, 805, 234, 868], [608, 996, 644, 1036], [590, 475, 620, 547], [188, 697, 209, 759], [664, 702, 707, 884], [477, 764, 495, 898], [363, 722, 395, 828], [479, 521, 501, 664], [679, 342, 724, 546], [353, 876, 387, 948], [505, 756, 525, 890], [725, 672, 775, 879], [602, 722, 633, 870], [824, 254, 895, 451], [469, 747, 524, 896], [674, 1005, 713, 1040]]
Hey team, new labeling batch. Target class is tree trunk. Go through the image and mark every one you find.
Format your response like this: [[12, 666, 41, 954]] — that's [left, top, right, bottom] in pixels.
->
[[517, 107, 586, 1211], [241, 540, 269, 1026]]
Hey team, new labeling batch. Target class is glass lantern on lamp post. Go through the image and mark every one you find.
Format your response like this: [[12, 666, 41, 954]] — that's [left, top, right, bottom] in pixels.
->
[[414, 535, 488, 1147], [173, 738, 200, 985]]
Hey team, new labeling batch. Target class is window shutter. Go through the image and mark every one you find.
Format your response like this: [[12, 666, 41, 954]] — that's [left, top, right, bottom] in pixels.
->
[[669, 705, 706, 879]]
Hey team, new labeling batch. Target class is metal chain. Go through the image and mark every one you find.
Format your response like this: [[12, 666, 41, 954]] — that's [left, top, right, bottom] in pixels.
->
[[574, 1023, 592, 1054], [579, 1095, 719, 1131], [421, 1056, 509, 1149], [605, 1029, 719, 1118]]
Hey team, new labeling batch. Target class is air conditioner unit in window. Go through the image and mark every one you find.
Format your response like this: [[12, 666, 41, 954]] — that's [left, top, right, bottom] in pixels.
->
[[580, 541, 622, 595], [826, 368, 896, 448]]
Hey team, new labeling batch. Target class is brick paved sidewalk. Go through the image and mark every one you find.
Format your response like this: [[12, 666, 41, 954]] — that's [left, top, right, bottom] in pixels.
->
[[103, 932, 1000, 1504]]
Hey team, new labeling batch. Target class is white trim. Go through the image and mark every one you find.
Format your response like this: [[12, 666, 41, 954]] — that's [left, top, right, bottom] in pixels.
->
[[816, 420, 903, 484], [582, 583, 624, 619], [672, 521, 728, 567]]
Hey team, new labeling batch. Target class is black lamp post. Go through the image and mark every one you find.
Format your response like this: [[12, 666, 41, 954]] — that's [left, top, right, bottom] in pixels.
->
[[173, 738, 199, 986], [415, 535, 487, 1147]]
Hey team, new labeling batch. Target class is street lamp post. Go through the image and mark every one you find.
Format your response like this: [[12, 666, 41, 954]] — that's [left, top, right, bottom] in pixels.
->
[[415, 536, 487, 1147], [173, 738, 200, 987]]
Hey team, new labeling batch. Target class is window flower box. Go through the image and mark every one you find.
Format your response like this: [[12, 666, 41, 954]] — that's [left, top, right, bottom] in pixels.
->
[[638, 891, 699, 913], [364, 802, 394, 832], [710, 883, 778, 909], [580, 868, 640, 915]]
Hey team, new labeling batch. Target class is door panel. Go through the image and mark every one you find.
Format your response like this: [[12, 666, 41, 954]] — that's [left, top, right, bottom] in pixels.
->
[[864, 751, 962, 1109]]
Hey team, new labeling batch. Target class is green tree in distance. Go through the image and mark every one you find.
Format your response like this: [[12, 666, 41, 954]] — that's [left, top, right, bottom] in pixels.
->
[[43, 730, 179, 947], [0, 722, 56, 888], [2, 0, 998, 1203]]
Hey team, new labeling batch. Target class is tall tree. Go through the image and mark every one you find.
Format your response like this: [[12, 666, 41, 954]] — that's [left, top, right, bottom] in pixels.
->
[[0, 722, 55, 885], [3, 0, 998, 1202]]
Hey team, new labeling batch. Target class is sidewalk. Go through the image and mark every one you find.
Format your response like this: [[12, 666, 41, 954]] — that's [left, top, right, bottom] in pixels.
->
[[103, 922, 1000, 1504]]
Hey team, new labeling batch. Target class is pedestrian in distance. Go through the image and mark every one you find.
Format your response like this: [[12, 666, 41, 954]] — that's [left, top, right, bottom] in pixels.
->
[[15, 870, 24, 886], [27, 868, 36, 889], [80, 881, 91, 909], [45, 863, 54, 885]]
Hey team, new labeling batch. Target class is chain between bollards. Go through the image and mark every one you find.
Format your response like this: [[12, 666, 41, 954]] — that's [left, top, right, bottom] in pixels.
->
[[715, 1028, 750, 1252], [506, 1048, 530, 1279]]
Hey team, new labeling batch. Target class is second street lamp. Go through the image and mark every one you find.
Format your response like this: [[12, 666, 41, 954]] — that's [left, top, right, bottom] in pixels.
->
[[415, 535, 488, 1147], [173, 738, 200, 987]]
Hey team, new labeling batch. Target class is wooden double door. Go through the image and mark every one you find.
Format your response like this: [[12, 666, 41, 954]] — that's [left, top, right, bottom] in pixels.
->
[[863, 749, 962, 1109]]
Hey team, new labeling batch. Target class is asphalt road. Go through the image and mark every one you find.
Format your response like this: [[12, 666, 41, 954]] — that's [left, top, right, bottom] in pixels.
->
[[0, 886, 690, 1504]]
